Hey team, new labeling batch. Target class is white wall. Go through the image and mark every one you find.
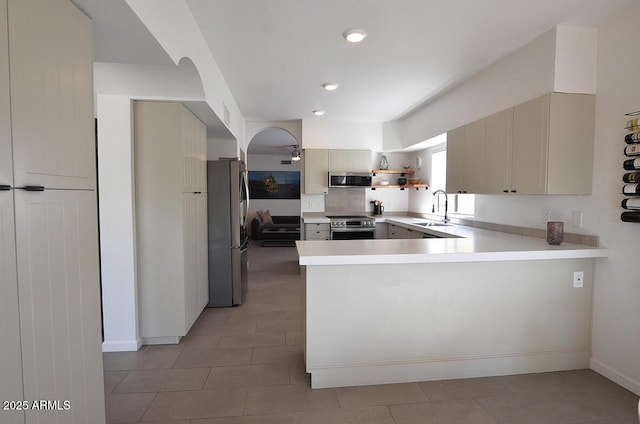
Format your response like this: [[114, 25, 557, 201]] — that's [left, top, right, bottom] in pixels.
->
[[589, 3, 640, 395], [302, 119, 383, 150], [247, 154, 301, 223], [97, 95, 141, 352], [95, 61, 219, 352]]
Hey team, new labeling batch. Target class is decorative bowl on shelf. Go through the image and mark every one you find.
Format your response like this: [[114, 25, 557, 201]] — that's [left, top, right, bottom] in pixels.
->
[[378, 181, 390, 186], [397, 177, 408, 185], [408, 178, 421, 185], [402, 165, 411, 170]]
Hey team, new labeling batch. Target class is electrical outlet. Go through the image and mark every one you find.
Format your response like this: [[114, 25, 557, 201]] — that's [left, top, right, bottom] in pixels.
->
[[572, 211, 583, 228], [573, 271, 584, 288]]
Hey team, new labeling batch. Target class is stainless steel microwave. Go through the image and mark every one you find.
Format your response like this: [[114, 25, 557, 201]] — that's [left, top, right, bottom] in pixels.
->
[[328, 172, 373, 188]]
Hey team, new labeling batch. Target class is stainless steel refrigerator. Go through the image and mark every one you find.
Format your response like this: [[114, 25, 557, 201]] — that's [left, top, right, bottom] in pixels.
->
[[207, 158, 249, 307]]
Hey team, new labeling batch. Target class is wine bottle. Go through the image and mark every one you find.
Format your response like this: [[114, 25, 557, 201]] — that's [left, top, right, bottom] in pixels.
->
[[623, 158, 640, 170], [622, 198, 640, 209], [624, 144, 640, 156], [625, 132, 640, 144], [621, 211, 640, 222], [623, 172, 640, 183], [626, 118, 640, 130], [623, 183, 640, 194]]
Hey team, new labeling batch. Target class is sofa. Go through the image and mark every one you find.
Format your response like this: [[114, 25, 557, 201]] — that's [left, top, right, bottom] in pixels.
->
[[251, 210, 300, 246]]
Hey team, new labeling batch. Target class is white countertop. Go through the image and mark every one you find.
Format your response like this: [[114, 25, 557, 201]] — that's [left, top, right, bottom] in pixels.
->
[[298, 214, 608, 266]]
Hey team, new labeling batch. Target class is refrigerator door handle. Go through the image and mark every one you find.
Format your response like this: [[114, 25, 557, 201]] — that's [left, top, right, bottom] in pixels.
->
[[241, 170, 249, 227]]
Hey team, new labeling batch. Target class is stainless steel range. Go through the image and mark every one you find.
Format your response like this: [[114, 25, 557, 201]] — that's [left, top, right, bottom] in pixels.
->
[[329, 215, 376, 240]]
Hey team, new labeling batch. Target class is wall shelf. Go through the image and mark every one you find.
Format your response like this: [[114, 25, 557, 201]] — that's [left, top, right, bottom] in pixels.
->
[[372, 184, 429, 191], [372, 169, 415, 176]]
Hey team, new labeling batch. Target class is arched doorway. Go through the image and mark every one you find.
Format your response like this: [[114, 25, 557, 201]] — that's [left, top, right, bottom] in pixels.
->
[[246, 127, 302, 238]]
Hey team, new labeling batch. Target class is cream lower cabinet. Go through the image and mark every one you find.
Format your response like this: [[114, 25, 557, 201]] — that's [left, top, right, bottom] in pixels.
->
[[305, 223, 330, 240], [135, 101, 209, 344], [304, 149, 329, 194]]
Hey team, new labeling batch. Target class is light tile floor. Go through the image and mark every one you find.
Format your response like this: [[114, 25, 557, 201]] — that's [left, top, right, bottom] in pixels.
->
[[104, 243, 639, 423]]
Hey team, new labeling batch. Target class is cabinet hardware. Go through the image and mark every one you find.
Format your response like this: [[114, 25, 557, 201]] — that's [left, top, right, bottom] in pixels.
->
[[19, 185, 45, 191], [503, 189, 508, 193], [510, 190, 517, 193], [0, 184, 10, 191]]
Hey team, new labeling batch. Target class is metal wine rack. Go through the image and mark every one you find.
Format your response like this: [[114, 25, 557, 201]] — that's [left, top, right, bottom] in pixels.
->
[[621, 111, 640, 222]]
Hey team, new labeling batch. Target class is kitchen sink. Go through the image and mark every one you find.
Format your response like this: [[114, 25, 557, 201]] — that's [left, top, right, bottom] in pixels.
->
[[415, 221, 450, 227]]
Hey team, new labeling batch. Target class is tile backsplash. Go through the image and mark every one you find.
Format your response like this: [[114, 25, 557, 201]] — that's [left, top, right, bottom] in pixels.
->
[[325, 188, 365, 212]]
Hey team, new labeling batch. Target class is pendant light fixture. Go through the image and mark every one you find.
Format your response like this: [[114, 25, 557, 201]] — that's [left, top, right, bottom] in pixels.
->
[[291, 145, 301, 161]]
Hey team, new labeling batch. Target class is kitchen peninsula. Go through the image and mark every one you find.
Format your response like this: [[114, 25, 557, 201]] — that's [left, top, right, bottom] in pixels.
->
[[296, 218, 608, 389]]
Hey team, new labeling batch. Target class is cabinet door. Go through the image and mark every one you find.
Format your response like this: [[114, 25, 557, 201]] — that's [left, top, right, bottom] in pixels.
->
[[512, 95, 549, 194], [14, 189, 105, 423], [484, 109, 513, 193], [446, 126, 465, 193], [8, 0, 95, 190], [463, 119, 485, 193], [0, 0, 11, 188], [304, 149, 329, 194], [182, 105, 207, 193], [0, 191, 24, 424]]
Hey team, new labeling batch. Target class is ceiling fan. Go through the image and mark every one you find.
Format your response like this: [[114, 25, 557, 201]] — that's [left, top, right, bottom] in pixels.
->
[[271, 144, 301, 161]]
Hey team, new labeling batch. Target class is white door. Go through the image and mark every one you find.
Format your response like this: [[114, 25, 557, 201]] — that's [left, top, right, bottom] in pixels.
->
[[0, 0, 11, 188], [8, 0, 95, 190], [14, 189, 105, 424], [0, 191, 24, 424]]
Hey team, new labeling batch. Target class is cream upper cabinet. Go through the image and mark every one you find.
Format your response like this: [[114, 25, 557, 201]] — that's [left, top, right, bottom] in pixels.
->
[[447, 119, 485, 194], [463, 118, 486, 193], [329, 149, 371, 172], [483, 108, 513, 193], [448, 93, 594, 195], [511, 94, 549, 194], [304, 149, 329, 194], [512, 93, 595, 195], [8, 0, 95, 190], [446, 126, 465, 193]]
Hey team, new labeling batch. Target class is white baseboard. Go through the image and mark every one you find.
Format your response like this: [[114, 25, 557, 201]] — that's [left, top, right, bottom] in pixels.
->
[[102, 338, 143, 352], [141, 336, 181, 345], [591, 358, 640, 396], [310, 351, 591, 389]]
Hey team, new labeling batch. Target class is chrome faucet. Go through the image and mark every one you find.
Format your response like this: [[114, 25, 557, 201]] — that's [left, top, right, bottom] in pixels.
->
[[432, 189, 449, 223]]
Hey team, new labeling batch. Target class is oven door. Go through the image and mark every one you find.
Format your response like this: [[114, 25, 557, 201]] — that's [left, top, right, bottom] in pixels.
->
[[330, 227, 375, 240]]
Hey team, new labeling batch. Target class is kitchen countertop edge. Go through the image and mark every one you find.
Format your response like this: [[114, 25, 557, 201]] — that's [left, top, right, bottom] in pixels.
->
[[299, 213, 608, 266]]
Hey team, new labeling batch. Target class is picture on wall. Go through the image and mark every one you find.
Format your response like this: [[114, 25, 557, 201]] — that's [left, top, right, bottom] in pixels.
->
[[248, 171, 301, 199]]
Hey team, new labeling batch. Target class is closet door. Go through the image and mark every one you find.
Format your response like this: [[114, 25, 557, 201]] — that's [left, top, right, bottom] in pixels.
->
[[0, 2, 23, 422], [0, 0, 11, 187], [14, 189, 104, 423], [0, 192, 24, 424], [8, 0, 95, 190]]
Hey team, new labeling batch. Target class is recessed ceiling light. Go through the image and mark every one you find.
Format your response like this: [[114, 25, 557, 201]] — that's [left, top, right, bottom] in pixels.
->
[[343, 28, 367, 43], [322, 82, 339, 91], [312, 109, 325, 116]]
